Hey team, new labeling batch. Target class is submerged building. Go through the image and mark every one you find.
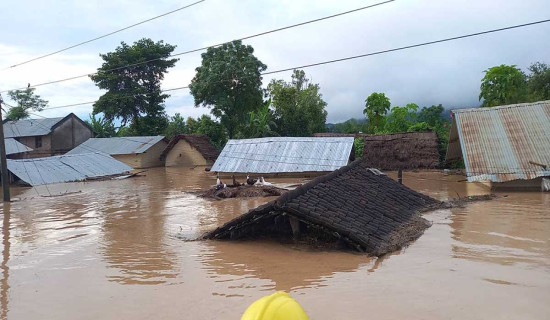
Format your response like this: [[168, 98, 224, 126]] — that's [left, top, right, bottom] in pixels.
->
[[3, 113, 94, 158], [211, 137, 355, 177], [362, 132, 440, 170], [446, 100, 550, 190], [66, 136, 168, 168], [6, 152, 132, 186], [204, 159, 439, 256], [161, 134, 220, 167]]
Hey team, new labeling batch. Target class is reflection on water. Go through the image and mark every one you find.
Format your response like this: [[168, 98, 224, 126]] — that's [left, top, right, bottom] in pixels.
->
[[200, 240, 371, 292], [0, 169, 548, 319]]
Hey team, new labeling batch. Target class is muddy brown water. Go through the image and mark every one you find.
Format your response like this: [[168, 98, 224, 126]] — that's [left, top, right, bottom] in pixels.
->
[[0, 168, 549, 319]]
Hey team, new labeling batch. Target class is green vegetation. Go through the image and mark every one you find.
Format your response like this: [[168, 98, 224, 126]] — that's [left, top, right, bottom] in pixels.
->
[[189, 40, 266, 138], [363, 92, 390, 133], [89, 38, 178, 135], [86, 114, 116, 138], [479, 62, 550, 107], [267, 70, 328, 136], [6, 88, 48, 121]]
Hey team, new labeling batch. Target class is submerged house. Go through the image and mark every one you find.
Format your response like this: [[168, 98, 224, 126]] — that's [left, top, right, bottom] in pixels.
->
[[6, 152, 132, 186], [66, 136, 168, 168], [446, 101, 550, 190], [211, 137, 355, 177], [161, 134, 219, 167], [204, 159, 439, 256], [362, 132, 440, 170], [3, 113, 94, 158]]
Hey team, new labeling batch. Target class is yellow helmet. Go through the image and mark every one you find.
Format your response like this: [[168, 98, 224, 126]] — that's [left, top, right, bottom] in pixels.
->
[[241, 291, 309, 320]]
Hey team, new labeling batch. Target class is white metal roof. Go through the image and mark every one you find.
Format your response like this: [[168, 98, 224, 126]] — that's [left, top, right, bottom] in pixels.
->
[[3, 117, 65, 138], [6, 152, 133, 186], [211, 137, 354, 173], [66, 136, 166, 155], [5, 138, 33, 155]]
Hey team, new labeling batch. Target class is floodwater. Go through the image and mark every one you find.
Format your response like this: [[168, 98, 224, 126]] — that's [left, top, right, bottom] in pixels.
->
[[0, 168, 549, 319]]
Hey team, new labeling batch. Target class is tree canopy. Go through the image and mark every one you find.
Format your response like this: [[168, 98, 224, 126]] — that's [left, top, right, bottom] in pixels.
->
[[189, 40, 267, 138], [6, 88, 48, 121], [267, 70, 328, 136], [86, 114, 116, 138], [89, 38, 178, 135], [363, 92, 390, 133], [527, 62, 550, 101], [479, 64, 527, 107]]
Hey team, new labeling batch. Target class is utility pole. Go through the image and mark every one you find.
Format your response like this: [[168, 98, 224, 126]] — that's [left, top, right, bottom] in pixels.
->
[[0, 94, 10, 202]]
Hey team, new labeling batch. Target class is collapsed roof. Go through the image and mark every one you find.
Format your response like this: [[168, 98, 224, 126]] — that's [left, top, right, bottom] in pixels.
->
[[203, 159, 439, 256], [6, 152, 133, 186]]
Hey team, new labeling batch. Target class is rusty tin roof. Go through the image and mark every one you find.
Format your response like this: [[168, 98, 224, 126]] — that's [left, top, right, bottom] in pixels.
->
[[446, 100, 550, 182]]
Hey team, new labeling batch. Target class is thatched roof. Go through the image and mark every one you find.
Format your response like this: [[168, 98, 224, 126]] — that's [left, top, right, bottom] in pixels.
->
[[362, 131, 439, 170], [203, 159, 439, 256], [161, 134, 219, 162]]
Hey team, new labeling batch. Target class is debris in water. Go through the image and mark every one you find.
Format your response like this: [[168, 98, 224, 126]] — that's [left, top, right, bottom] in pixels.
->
[[200, 185, 288, 199]]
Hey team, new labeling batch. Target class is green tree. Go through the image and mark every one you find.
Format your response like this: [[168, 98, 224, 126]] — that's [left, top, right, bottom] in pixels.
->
[[364, 92, 390, 133], [189, 40, 267, 138], [86, 113, 116, 138], [267, 70, 328, 136], [89, 38, 178, 135], [164, 113, 187, 139], [527, 62, 550, 101], [331, 118, 369, 134], [6, 88, 48, 121], [384, 103, 421, 133], [479, 64, 527, 107], [194, 115, 227, 150], [238, 99, 278, 138]]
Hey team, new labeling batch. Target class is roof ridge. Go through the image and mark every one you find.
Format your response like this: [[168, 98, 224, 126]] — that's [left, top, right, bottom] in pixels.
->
[[452, 100, 550, 113]]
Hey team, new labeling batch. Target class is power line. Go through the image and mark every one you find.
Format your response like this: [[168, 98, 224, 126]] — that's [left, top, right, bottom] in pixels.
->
[[0, 0, 394, 93], [35, 18, 550, 112], [1, 0, 206, 71]]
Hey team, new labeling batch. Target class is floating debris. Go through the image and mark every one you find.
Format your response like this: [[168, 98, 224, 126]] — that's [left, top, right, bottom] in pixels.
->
[[200, 185, 288, 199]]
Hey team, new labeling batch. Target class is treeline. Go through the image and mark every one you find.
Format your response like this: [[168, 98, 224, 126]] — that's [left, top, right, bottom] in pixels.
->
[[83, 39, 328, 149]]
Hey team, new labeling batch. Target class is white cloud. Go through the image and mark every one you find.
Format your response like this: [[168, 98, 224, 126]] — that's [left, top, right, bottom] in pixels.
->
[[1, 0, 549, 124]]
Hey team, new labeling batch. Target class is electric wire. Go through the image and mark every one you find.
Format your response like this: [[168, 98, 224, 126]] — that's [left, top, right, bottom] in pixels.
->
[[0, 0, 394, 93], [32, 17, 550, 112], [1, 0, 206, 71]]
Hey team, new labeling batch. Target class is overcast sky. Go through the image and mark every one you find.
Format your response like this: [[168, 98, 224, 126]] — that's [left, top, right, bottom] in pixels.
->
[[0, 0, 548, 123]]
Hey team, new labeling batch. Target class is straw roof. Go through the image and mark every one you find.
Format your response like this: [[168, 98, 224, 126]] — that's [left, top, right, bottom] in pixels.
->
[[362, 132, 440, 170], [203, 159, 439, 256]]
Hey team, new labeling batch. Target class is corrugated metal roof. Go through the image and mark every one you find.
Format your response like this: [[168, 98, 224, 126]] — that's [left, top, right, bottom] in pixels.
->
[[66, 136, 166, 155], [211, 137, 354, 173], [5, 138, 33, 155], [3, 117, 65, 138], [447, 100, 550, 182], [6, 152, 133, 186]]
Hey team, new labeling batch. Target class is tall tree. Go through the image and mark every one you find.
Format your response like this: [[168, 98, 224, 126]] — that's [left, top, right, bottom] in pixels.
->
[[6, 88, 48, 121], [189, 40, 267, 138], [363, 92, 390, 133], [267, 70, 328, 136], [527, 62, 550, 101], [194, 115, 228, 150], [479, 64, 527, 107], [89, 38, 178, 135]]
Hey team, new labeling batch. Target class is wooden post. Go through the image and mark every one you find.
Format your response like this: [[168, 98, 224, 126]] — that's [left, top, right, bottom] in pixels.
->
[[0, 96, 10, 202], [397, 168, 403, 185]]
